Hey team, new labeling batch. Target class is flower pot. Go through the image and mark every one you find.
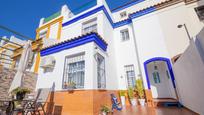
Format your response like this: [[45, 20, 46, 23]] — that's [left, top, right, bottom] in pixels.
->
[[130, 98, 137, 106], [120, 96, 126, 106], [102, 112, 107, 115], [139, 99, 145, 106], [16, 92, 26, 100]]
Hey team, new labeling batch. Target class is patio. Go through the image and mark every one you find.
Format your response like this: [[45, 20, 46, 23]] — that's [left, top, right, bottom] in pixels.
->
[[113, 106, 198, 115]]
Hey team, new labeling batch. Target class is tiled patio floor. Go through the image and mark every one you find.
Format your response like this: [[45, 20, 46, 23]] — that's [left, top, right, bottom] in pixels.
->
[[113, 106, 198, 115]]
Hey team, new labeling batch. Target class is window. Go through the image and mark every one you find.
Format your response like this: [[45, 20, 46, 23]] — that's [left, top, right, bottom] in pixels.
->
[[39, 30, 47, 39], [125, 65, 136, 88], [62, 53, 85, 89], [120, 11, 127, 18], [120, 29, 130, 41], [96, 53, 106, 89], [82, 18, 97, 34], [15, 57, 20, 69], [166, 70, 170, 79], [195, 5, 204, 21], [152, 72, 161, 84]]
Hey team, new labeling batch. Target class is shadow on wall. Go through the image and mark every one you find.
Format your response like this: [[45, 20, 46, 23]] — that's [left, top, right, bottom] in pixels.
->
[[46, 82, 62, 115]]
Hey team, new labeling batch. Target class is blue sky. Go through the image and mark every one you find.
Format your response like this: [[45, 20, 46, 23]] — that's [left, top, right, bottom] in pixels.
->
[[0, 0, 131, 40]]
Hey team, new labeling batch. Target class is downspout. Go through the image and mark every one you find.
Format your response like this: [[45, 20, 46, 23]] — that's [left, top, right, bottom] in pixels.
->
[[130, 23, 142, 76]]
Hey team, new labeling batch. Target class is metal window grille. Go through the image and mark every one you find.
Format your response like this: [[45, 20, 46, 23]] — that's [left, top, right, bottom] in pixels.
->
[[125, 65, 136, 88], [97, 53, 106, 89], [63, 53, 85, 89]]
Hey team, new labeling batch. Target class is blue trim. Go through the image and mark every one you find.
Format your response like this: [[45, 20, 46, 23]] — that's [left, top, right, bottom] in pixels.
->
[[129, 6, 156, 19], [111, 0, 145, 13], [63, 6, 104, 27], [40, 33, 107, 56], [113, 19, 132, 28], [143, 57, 176, 89], [62, 5, 157, 29]]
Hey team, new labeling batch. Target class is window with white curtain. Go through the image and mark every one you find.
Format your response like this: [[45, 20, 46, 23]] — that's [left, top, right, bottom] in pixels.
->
[[82, 18, 97, 34], [62, 53, 85, 89], [125, 65, 136, 88], [120, 29, 130, 41], [96, 53, 106, 89]]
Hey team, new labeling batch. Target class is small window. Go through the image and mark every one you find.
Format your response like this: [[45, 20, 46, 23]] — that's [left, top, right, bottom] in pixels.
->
[[120, 11, 127, 18], [125, 65, 136, 88], [152, 72, 161, 84], [120, 29, 130, 41], [166, 70, 170, 79], [39, 30, 47, 39], [82, 18, 97, 34], [195, 5, 204, 21]]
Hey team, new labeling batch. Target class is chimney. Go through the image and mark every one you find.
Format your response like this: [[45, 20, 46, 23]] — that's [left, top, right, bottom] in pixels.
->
[[61, 4, 74, 21], [39, 18, 45, 27]]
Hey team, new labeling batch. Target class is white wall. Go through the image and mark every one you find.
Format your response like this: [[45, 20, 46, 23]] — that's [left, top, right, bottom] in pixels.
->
[[36, 43, 95, 90], [61, 12, 104, 41], [49, 22, 59, 39], [101, 12, 118, 90], [173, 40, 204, 115], [113, 25, 139, 90], [147, 61, 176, 98], [155, 2, 204, 58], [132, 14, 170, 89], [112, 0, 167, 22]]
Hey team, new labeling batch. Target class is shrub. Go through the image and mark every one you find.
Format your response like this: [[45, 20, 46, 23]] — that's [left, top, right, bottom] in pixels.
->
[[135, 79, 145, 99], [119, 90, 126, 96], [128, 87, 134, 99], [100, 105, 110, 113]]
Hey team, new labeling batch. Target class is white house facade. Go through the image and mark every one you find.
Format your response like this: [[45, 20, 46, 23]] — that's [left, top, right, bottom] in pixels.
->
[[25, 0, 204, 114]]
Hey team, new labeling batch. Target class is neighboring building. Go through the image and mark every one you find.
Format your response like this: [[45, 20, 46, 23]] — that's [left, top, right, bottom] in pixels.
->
[[0, 36, 26, 68], [11, 0, 203, 114]]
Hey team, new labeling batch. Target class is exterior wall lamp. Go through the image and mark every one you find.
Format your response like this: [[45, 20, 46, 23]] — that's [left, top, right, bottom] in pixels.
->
[[177, 24, 192, 41]]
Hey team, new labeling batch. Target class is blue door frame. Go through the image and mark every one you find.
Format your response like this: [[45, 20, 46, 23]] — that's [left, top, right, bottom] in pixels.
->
[[144, 57, 176, 89]]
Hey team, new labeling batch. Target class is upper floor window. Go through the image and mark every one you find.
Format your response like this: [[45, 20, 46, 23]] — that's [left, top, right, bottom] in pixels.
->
[[120, 11, 127, 18], [39, 30, 47, 39], [125, 65, 136, 88], [82, 18, 97, 34], [120, 29, 130, 41], [62, 53, 85, 89]]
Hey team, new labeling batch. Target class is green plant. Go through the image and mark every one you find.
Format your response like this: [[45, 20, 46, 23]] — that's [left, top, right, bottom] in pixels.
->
[[11, 87, 31, 95], [119, 90, 126, 96], [135, 79, 145, 99], [128, 87, 134, 99], [67, 82, 76, 88], [12, 87, 31, 100], [100, 105, 110, 113]]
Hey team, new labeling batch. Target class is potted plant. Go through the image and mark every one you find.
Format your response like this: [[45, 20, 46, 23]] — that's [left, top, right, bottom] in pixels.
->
[[12, 87, 31, 100], [128, 87, 137, 106], [100, 105, 110, 115], [64, 82, 76, 90], [136, 78, 145, 106], [119, 90, 126, 106]]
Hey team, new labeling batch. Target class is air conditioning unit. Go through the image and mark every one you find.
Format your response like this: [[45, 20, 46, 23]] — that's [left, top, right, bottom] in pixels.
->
[[40, 56, 56, 68], [195, 5, 204, 21]]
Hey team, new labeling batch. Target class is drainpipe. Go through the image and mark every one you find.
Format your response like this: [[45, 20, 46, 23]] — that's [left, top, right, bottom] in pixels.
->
[[130, 23, 142, 77]]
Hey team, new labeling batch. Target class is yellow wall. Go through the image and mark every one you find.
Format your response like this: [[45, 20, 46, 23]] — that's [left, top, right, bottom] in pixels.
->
[[34, 16, 63, 73]]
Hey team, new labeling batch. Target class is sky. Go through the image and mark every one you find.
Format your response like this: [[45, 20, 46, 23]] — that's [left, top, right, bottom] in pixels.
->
[[0, 0, 132, 40]]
